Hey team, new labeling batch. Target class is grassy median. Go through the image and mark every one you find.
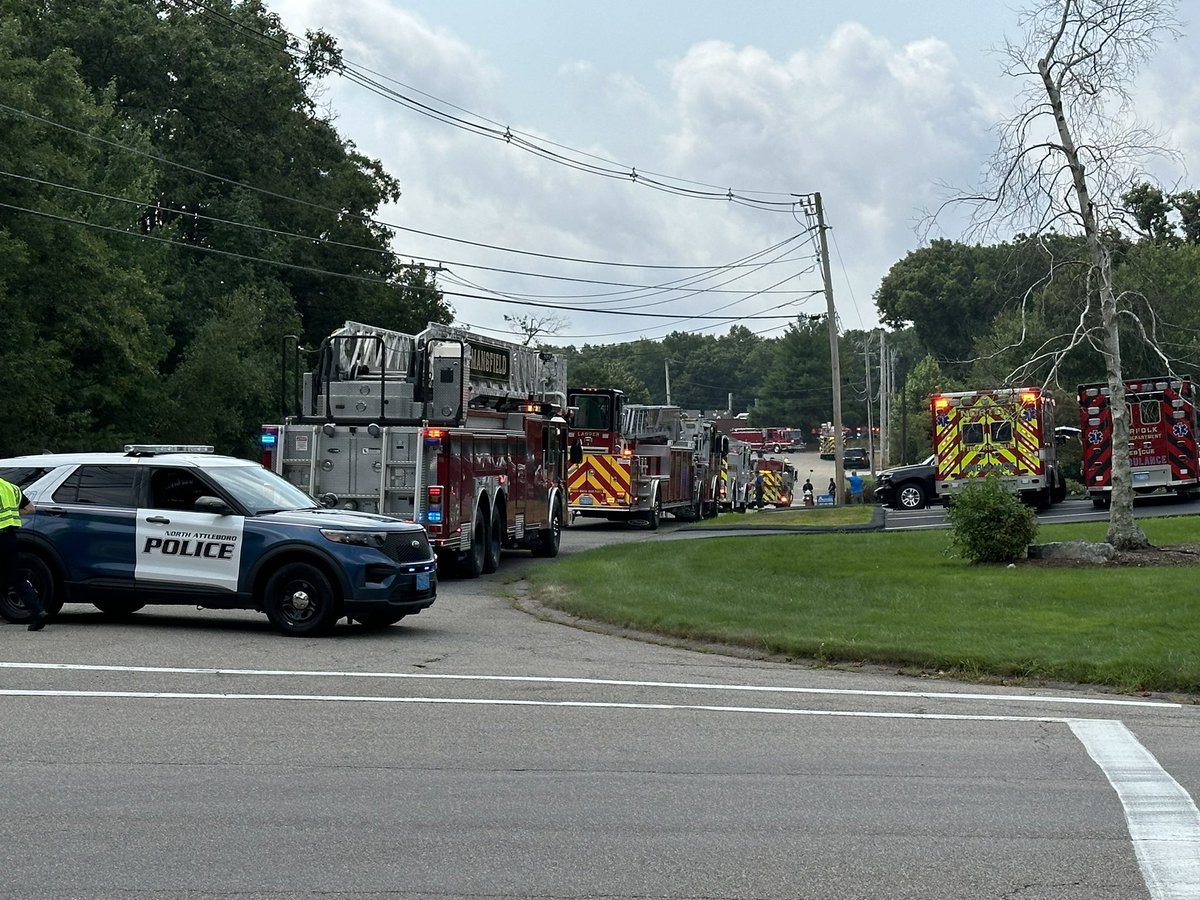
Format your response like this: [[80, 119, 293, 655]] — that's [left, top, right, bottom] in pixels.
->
[[528, 516, 1200, 695]]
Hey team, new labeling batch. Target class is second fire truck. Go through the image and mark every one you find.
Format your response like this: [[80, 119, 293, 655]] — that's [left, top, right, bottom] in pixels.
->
[[1079, 375, 1200, 508], [262, 321, 571, 577], [567, 388, 723, 528], [931, 387, 1067, 509]]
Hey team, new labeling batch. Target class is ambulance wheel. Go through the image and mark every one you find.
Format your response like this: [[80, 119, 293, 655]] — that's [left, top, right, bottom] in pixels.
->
[[459, 512, 487, 579], [483, 504, 503, 574], [93, 600, 145, 618], [263, 562, 341, 637], [533, 504, 562, 558]]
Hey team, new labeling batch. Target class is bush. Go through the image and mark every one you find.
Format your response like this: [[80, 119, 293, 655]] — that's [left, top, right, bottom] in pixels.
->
[[945, 478, 1038, 563]]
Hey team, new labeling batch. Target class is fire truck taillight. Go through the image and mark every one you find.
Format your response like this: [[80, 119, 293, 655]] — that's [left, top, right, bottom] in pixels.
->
[[933, 397, 949, 412], [1020, 390, 1037, 404], [426, 485, 444, 524], [259, 426, 280, 468], [621, 447, 633, 458], [424, 428, 446, 445]]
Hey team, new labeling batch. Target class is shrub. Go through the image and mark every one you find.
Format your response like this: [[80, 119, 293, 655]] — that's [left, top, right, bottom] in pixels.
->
[[945, 477, 1038, 563]]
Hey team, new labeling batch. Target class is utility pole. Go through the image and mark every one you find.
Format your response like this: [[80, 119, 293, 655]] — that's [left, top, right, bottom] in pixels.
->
[[664, 359, 672, 406], [864, 333, 874, 474], [878, 331, 888, 469], [814, 193, 844, 501]]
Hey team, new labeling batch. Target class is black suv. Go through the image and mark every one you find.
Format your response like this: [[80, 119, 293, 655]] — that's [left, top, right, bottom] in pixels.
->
[[842, 447, 870, 470], [873, 455, 937, 510]]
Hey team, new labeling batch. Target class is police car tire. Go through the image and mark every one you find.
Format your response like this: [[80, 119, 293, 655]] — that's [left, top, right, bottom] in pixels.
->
[[263, 562, 340, 637], [483, 505, 503, 574], [1, 553, 60, 622], [533, 504, 562, 558]]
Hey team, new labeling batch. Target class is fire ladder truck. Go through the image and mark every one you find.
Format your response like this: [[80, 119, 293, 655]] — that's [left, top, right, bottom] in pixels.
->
[[1079, 376, 1200, 508], [262, 321, 571, 577], [567, 388, 720, 528]]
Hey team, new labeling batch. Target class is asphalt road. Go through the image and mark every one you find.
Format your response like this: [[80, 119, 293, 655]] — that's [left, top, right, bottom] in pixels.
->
[[1, 518, 1196, 899]]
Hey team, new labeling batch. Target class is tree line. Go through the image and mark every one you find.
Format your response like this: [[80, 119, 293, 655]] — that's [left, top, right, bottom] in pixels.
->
[[7, 0, 1198, 469]]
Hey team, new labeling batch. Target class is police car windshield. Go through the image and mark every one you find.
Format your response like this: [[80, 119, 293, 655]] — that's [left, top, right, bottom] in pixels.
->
[[206, 464, 320, 515]]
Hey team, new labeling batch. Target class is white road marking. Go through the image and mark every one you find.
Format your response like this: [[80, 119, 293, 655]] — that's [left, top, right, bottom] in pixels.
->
[[1070, 719, 1200, 900], [4, 672, 1195, 897], [0, 661, 1179, 708]]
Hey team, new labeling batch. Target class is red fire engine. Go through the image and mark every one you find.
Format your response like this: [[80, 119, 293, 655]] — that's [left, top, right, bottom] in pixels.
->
[[262, 321, 571, 577], [728, 426, 800, 453], [567, 389, 722, 528], [1079, 376, 1200, 508]]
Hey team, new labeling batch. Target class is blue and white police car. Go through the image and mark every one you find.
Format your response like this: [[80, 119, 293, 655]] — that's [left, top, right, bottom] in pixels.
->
[[0, 445, 436, 636]]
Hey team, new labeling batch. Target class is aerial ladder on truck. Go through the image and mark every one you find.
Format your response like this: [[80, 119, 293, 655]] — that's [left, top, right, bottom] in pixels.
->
[[263, 321, 573, 578]]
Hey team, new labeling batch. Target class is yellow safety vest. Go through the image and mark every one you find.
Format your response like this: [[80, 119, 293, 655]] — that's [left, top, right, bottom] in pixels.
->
[[0, 479, 25, 529]]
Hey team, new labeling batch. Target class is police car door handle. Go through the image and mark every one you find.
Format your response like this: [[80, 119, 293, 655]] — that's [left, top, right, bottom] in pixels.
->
[[145, 515, 171, 524]]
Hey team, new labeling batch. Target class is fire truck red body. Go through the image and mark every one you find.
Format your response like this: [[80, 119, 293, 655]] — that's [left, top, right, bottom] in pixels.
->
[[567, 389, 723, 527], [262, 322, 570, 577], [1078, 376, 1200, 509], [728, 426, 800, 453]]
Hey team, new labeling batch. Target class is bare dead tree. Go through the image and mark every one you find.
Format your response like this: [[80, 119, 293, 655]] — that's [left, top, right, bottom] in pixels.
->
[[934, 0, 1181, 550], [503, 313, 569, 347]]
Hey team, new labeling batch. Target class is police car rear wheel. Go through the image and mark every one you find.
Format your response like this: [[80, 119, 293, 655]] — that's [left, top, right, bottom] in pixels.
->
[[1, 553, 61, 622], [263, 562, 340, 637]]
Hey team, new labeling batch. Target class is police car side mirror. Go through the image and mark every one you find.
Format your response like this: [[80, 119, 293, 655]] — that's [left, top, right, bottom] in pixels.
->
[[194, 496, 234, 515]]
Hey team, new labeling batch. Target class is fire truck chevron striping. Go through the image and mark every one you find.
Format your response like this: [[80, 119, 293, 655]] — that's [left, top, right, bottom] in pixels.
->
[[567, 389, 725, 527], [263, 322, 571, 578], [1079, 376, 1200, 509], [931, 387, 1066, 509]]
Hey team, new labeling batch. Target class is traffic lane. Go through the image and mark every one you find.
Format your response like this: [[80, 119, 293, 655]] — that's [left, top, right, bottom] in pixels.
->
[[0, 692, 1154, 899]]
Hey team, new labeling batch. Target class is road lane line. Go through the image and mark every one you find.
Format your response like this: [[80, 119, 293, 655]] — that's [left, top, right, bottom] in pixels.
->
[[0, 661, 1179, 708], [1069, 719, 1200, 900]]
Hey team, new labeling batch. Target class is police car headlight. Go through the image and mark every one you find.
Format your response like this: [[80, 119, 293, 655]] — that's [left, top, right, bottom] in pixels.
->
[[320, 529, 387, 549]]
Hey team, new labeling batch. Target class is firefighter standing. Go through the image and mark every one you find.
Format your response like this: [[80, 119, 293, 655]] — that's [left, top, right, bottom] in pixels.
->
[[0, 477, 47, 631]]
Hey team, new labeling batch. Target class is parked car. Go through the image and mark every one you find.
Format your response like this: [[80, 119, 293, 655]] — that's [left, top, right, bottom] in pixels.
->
[[873, 454, 937, 510], [0, 445, 437, 636]]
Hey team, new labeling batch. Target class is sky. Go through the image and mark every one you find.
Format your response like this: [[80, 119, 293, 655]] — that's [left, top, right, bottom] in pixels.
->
[[265, 0, 1200, 347]]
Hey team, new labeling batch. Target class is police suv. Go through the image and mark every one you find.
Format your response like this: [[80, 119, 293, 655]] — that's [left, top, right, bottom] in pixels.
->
[[0, 446, 436, 636]]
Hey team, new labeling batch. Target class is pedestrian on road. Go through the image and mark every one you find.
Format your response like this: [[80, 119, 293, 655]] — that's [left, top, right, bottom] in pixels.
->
[[755, 471, 764, 509], [0, 477, 47, 631], [802, 478, 814, 507], [848, 470, 865, 504], [827, 477, 838, 505]]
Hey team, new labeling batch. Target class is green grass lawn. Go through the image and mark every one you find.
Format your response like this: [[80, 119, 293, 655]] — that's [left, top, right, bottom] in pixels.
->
[[529, 516, 1200, 695], [694, 505, 877, 527]]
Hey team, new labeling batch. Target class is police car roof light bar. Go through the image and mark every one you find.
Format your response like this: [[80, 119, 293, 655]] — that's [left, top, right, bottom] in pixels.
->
[[124, 444, 216, 456]]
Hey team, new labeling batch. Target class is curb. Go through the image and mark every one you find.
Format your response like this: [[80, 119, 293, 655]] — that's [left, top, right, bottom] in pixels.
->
[[674, 504, 887, 534]]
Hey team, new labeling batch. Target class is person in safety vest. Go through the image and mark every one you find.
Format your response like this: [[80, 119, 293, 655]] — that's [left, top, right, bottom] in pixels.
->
[[0, 477, 48, 631]]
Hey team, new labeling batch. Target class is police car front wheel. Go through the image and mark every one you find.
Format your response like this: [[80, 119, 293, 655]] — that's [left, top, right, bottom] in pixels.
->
[[262, 562, 341, 637]]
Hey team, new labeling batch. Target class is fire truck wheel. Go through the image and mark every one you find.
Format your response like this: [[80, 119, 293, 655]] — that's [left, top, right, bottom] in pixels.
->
[[483, 505, 503, 574], [262, 562, 341, 637], [459, 512, 488, 579], [533, 505, 562, 557], [645, 500, 661, 531]]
